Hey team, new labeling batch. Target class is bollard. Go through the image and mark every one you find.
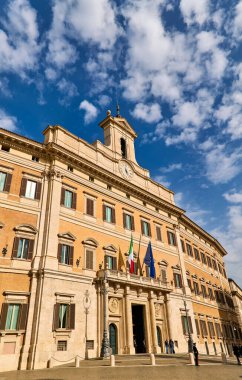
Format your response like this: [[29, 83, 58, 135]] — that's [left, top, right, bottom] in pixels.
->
[[221, 353, 227, 364], [150, 353, 156, 366], [75, 356, 80, 368], [110, 355, 115, 367], [189, 353, 195, 365], [47, 358, 53, 368]]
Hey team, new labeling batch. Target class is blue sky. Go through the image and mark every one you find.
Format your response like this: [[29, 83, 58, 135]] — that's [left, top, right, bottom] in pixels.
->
[[0, 0, 242, 286]]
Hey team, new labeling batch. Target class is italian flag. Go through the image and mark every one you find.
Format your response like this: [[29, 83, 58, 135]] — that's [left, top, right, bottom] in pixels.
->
[[128, 234, 135, 273]]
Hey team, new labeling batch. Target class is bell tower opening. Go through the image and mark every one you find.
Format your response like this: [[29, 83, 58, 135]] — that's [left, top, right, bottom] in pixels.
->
[[120, 138, 127, 159]]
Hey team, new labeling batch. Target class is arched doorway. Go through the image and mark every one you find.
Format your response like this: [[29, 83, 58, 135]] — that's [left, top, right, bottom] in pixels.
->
[[109, 323, 118, 354], [156, 326, 162, 351]]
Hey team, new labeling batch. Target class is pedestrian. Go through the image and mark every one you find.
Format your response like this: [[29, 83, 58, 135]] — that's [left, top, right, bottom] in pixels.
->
[[165, 339, 169, 354], [233, 344, 241, 365], [193, 342, 199, 366], [169, 339, 175, 354]]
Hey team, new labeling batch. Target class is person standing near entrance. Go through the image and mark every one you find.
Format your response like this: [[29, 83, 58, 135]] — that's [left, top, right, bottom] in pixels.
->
[[233, 344, 241, 365], [193, 343, 199, 366], [169, 339, 175, 354], [165, 339, 169, 354]]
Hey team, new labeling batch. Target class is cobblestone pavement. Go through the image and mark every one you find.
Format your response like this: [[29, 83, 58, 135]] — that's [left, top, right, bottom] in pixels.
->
[[0, 354, 241, 380]]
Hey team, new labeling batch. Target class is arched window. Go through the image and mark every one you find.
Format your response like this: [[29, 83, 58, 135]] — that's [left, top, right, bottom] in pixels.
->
[[120, 138, 127, 159]]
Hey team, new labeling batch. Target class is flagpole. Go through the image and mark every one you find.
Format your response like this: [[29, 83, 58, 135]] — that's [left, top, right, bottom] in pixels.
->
[[136, 234, 142, 275]]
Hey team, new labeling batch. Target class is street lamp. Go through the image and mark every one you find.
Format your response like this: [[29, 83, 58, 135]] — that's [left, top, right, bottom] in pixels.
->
[[183, 300, 193, 353], [100, 267, 111, 358], [83, 290, 91, 359]]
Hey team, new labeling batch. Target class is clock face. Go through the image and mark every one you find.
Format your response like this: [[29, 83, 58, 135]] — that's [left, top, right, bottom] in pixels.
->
[[119, 161, 134, 179]]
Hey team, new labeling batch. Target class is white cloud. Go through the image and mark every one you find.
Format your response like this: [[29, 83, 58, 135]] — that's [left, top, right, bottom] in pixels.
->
[[0, 0, 40, 76], [79, 100, 98, 124], [163, 163, 182, 173], [180, 0, 209, 25], [0, 78, 11, 97], [153, 175, 171, 189], [133, 103, 162, 123], [172, 101, 201, 127], [174, 192, 183, 205], [57, 79, 78, 98], [233, 0, 242, 40], [223, 191, 242, 204], [97, 95, 111, 107], [0, 109, 18, 131]]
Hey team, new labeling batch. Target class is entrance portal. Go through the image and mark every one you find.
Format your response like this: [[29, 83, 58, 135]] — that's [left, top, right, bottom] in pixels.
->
[[109, 323, 117, 354], [132, 304, 146, 353]]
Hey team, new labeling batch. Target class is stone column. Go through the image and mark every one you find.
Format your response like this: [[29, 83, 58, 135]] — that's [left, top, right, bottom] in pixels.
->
[[149, 291, 158, 353], [165, 294, 176, 340], [124, 286, 133, 354], [174, 225, 190, 295], [96, 284, 101, 357]]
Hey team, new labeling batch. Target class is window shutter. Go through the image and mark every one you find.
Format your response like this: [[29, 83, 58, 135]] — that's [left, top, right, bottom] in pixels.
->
[[69, 304, 75, 330], [195, 319, 200, 335], [123, 213, 126, 228], [69, 246, 74, 266], [161, 269, 166, 282], [131, 216, 135, 231], [111, 208, 116, 223], [57, 244, 62, 263], [18, 304, 29, 330], [4, 173, 12, 192], [35, 182, 42, 200], [178, 274, 182, 288], [87, 198, 94, 216], [181, 316, 186, 334], [12, 237, 20, 258], [173, 273, 177, 287], [156, 226, 161, 241], [86, 250, 93, 269], [72, 192, 77, 209], [103, 205, 106, 221], [188, 316, 193, 334], [167, 231, 171, 245], [27, 239, 34, 260], [147, 222, 151, 237], [173, 233, 177, 246], [53, 304, 59, 331], [20, 178, 27, 196], [60, 188, 65, 205], [141, 221, 145, 235], [113, 257, 117, 270], [0, 303, 8, 330]]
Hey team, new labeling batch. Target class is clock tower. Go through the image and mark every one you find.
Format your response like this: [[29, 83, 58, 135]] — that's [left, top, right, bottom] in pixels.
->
[[99, 108, 138, 164]]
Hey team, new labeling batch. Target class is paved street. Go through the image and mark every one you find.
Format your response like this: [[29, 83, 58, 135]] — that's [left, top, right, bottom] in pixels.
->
[[0, 354, 241, 380]]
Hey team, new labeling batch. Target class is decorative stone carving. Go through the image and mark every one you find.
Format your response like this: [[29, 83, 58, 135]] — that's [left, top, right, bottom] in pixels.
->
[[108, 297, 119, 313], [154, 303, 161, 318]]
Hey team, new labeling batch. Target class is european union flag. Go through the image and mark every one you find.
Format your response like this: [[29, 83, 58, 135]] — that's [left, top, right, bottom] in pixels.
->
[[143, 241, 156, 278]]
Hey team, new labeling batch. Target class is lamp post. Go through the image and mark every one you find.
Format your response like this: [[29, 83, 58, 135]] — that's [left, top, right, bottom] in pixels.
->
[[83, 290, 91, 360], [100, 267, 110, 358], [183, 300, 193, 353]]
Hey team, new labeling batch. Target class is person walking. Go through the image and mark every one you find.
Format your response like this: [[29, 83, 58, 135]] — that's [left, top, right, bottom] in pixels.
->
[[233, 344, 241, 365], [165, 339, 169, 354], [193, 342, 199, 366], [169, 339, 175, 354]]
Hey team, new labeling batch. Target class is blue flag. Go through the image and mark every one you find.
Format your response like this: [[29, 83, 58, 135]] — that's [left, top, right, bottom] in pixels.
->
[[143, 241, 156, 278]]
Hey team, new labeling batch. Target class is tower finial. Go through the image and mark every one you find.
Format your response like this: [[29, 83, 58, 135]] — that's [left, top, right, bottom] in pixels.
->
[[116, 87, 121, 117]]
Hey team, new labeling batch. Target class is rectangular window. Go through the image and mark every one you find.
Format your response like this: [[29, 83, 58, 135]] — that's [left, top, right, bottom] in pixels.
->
[[181, 316, 193, 334], [194, 248, 200, 261], [195, 319, 200, 336], [186, 243, 193, 257], [60, 188, 76, 209], [17, 238, 29, 259], [25, 180, 37, 199], [201, 252, 207, 265], [58, 304, 68, 328], [201, 285, 207, 298], [103, 205, 115, 223], [5, 304, 20, 330], [57, 340, 67, 351], [180, 240, 186, 253], [207, 256, 212, 268], [193, 282, 200, 295], [86, 198, 94, 216], [208, 288, 214, 300], [173, 273, 182, 288], [57, 244, 73, 266], [208, 321, 215, 338], [105, 255, 117, 270], [167, 231, 176, 246], [200, 320, 208, 337], [141, 220, 151, 237], [53, 303, 75, 330], [155, 225, 162, 241], [218, 264, 223, 274], [0, 172, 7, 191], [215, 323, 222, 338], [86, 249, 94, 270], [32, 156, 39, 162], [123, 213, 134, 230], [64, 190, 73, 208], [212, 259, 218, 271]]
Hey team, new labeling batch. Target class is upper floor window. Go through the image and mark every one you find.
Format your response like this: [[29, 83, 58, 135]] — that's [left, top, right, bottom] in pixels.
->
[[194, 248, 200, 261], [86, 198, 94, 217], [167, 231, 176, 246], [141, 220, 151, 237], [0, 303, 28, 331], [0, 171, 12, 192], [20, 178, 42, 200], [105, 255, 117, 270], [208, 321, 215, 338], [201, 252, 207, 265], [85, 249, 94, 270], [123, 213, 134, 231], [186, 243, 193, 257], [208, 288, 214, 300], [207, 256, 212, 268], [32, 156, 39, 162], [1, 145, 10, 152], [180, 240, 185, 253], [120, 138, 127, 159], [57, 244, 73, 266], [212, 259, 218, 271], [200, 320, 208, 337], [60, 188, 76, 209], [193, 282, 200, 295], [201, 285, 207, 298], [181, 316, 193, 335], [173, 272, 182, 288], [12, 237, 34, 260], [103, 205, 116, 223], [155, 225, 162, 241], [53, 303, 75, 330]]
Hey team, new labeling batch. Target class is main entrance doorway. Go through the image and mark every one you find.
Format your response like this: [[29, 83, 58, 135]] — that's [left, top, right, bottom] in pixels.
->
[[132, 304, 146, 353], [109, 323, 117, 354]]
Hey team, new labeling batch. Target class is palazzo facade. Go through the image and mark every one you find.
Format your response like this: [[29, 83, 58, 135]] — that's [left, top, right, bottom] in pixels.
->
[[0, 111, 241, 371]]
